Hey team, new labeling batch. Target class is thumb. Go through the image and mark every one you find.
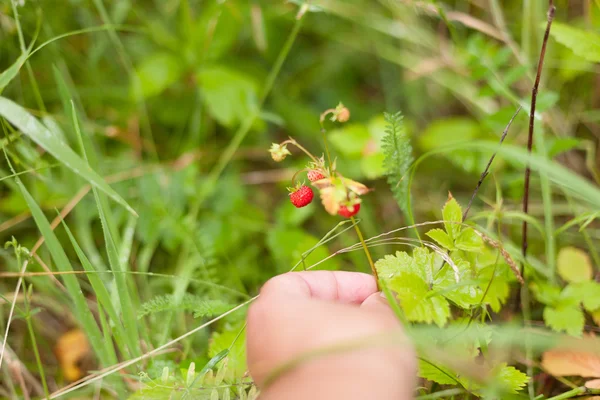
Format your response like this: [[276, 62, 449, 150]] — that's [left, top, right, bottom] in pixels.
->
[[360, 292, 398, 321]]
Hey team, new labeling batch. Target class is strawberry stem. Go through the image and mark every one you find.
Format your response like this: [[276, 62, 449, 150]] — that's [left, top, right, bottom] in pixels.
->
[[318, 109, 336, 169], [281, 138, 319, 163], [351, 216, 380, 290]]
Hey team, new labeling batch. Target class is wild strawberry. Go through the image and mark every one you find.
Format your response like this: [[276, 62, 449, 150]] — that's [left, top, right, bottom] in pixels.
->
[[338, 203, 360, 218], [289, 185, 314, 208], [307, 170, 325, 182]]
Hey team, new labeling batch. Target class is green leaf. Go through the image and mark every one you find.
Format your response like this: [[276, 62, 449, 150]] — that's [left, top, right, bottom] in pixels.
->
[[568, 281, 600, 311], [137, 293, 232, 319], [375, 251, 413, 280], [0, 96, 136, 215], [455, 228, 483, 252], [382, 111, 413, 214], [426, 228, 454, 250], [478, 265, 510, 312], [419, 117, 481, 173], [328, 124, 371, 157], [494, 364, 529, 394], [197, 66, 259, 127], [0, 52, 28, 94], [391, 273, 450, 327], [548, 137, 581, 158], [209, 327, 247, 378], [543, 305, 584, 336], [360, 152, 386, 179], [418, 359, 459, 385], [548, 22, 600, 63], [435, 259, 482, 309], [531, 282, 562, 306], [132, 52, 184, 98], [442, 195, 462, 239], [557, 246, 592, 283]]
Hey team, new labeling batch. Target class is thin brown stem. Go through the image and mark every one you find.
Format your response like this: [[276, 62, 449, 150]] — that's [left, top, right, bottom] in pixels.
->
[[520, 2, 555, 398], [281, 138, 319, 163], [521, 1, 555, 260]]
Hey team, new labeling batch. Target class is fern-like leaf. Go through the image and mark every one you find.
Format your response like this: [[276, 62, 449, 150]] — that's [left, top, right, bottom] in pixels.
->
[[382, 111, 413, 214], [138, 293, 231, 319]]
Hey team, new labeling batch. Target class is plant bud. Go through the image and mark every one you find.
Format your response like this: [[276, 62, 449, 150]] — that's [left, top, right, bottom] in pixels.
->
[[269, 143, 291, 162], [336, 106, 350, 122]]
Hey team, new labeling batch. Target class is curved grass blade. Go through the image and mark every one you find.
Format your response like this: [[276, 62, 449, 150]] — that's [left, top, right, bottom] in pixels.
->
[[0, 96, 136, 215]]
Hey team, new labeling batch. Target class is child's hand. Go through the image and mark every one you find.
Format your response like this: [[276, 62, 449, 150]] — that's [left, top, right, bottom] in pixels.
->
[[247, 271, 416, 400]]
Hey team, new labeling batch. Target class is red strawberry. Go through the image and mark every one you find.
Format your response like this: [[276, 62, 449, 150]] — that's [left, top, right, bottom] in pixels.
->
[[338, 203, 361, 218], [289, 185, 314, 208], [307, 170, 325, 182]]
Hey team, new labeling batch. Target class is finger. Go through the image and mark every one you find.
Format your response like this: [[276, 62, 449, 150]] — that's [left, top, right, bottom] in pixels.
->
[[360, 292, 401, 325], [259, 271, 378, 304]]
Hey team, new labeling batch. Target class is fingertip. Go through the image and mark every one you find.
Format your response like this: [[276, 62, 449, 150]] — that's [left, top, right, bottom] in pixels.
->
[[259, 271, 378, 304]]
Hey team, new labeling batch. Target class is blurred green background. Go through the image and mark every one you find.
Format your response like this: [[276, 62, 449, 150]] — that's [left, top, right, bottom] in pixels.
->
[[1, 0, 599, 398]]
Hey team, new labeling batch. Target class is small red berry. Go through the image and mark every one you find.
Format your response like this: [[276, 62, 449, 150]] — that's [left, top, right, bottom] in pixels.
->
[[289, 185, 314, 208], [307, 170, 325, 182], [338, 203, 360, 218]]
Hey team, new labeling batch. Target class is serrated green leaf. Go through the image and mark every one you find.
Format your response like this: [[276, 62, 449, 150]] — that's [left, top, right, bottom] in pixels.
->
[[442, 195, 462, 239], [375, 250, 429, 283], [382, 111, 413, 213], [0, 97, 136, 215], [413, 247, 436, 285], [418, 359, 459, 385], [391, 273, 450, 327], [557, 246, 592, 283], [531, 282, 562, 306], [544, 305, 584, 336], [549, 22, 600, 63], [426, 228, 454, 250], [455, 228, 483, 252], [435, 260, 482, 308], [478, 265, 510, 312], [494, 364, 529, 394]]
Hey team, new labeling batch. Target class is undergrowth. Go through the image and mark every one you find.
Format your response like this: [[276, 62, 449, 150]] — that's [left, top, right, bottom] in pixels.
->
[[1, 0, 600, 399]]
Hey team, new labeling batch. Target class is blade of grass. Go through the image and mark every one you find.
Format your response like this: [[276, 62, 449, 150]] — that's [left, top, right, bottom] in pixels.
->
[[0, 97, 136, 215], [48, 298, 256, 399], [1, 150, 117, 370], [23, 286, 49, 398], [71, 102, 142, 357], [60, 215, 131, 358], [536, 128, 556, 283]]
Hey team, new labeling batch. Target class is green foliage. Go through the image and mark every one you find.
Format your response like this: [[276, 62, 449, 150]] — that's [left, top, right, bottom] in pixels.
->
[[197, 66, 259, 127], [382, 111, 413, 213], [2, 0, 600, 398], [557, 246, 592, 283], [531, 278, 600, 337], [549, 22, 600, 63], [419, 359, 529, 395], [138, 294, 232, 319]]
